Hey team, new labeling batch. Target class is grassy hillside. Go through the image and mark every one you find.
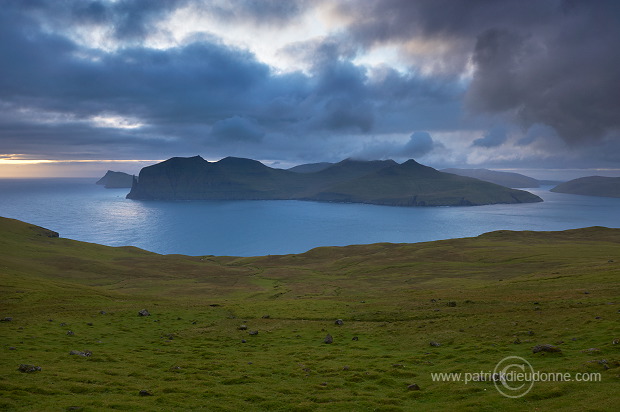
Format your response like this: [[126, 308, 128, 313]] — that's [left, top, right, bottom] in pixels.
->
[[442, 168, 540, 188], [0, 217, 619, 411], [315, 160, 541, 206]]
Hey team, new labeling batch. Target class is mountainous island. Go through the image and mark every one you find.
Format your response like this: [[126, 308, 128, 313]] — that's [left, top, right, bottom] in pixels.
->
[[127, 156, 543, 206], [551, 176, 620, 198], [441, 168, 540, 188], [96, 170, 134, 188]]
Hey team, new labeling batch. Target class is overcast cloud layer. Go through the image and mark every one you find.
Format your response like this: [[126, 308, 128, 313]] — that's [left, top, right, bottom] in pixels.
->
[[1, 0, 619, 176]]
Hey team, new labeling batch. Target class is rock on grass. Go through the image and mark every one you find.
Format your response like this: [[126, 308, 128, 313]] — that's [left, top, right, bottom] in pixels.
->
[[532, 344, 562, 353], [18, 364, 41, 373]]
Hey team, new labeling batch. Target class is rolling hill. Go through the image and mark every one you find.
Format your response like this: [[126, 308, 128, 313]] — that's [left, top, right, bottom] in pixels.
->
[[0, 216, 618, 410], [551, 176, 620, 198]]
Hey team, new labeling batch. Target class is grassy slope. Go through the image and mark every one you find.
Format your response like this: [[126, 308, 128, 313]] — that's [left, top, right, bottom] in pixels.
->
[[0, 217, 619, 411], [313, 161, 541, 206], [551, 176, 620, 198]]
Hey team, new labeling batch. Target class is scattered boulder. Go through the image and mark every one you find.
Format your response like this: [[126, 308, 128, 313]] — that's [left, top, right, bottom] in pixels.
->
[[261, 315, 270, 319], [18, 364, 41, 373], [1, 317, 13, 322], [238, 325, 248, 330], [139, 390, 153, 396], [613, 338, 619, 345], [324, 334, 333, 344], [69, 350, 92, 357], [352, 336, 359, 341], [581, 348, 601, 353], [513, 337, 521, 344], [532, 344, 562, 354], [99, 311, 106, 315], [248, 330, 259, 336], [343, 366, 350, 371], [407, 383, 421, 391], [66, 330, 75, 336], [334, 319, 344, 326], [138, 309, 150, 317], [429, 341, 441, 347], [527, 330, 535, 336], [241, 339, 246, 343], [446, 301, 457, 307]]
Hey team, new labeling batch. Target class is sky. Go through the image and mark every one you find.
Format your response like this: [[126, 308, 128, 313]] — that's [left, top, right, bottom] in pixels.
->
[[1, 0, 619, 179]]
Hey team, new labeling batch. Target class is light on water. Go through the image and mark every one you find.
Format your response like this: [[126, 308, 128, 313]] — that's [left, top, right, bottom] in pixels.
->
[[0, 178, 619, 256]]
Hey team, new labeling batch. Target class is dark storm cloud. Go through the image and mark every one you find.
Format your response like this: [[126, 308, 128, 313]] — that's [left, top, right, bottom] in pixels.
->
[[334, 0, 620, 146], [0, 0, 466, 162], [18, 0, 314, 42], [472, 126, 509, 148], [10, 0, 189, 42], [211, 116, 265, 142], [401, 132, 435, 158], [1, 0, 618, 170]]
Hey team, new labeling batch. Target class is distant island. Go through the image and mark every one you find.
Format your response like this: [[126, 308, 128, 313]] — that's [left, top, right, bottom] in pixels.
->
[[127, 156, 542, 206], [96, 170, 134, 188], [551, 176, 620, 198], [441, 168, 540, 188]]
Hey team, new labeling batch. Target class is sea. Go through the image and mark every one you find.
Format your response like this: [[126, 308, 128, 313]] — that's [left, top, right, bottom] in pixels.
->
[[0, 178, 619, 257]]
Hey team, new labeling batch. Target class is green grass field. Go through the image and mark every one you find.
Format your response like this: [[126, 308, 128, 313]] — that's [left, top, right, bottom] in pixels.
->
[[0, 216, 618, 411]]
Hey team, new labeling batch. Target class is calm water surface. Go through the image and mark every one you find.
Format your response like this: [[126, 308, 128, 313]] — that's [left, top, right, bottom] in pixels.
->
[[0, 178, 618, 256]]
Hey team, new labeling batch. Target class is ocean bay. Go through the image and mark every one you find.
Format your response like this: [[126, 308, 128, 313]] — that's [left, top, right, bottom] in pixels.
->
[[1, 178, 619, 257]]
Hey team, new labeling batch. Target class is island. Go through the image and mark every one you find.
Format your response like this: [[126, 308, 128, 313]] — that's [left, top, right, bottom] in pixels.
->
[[551, 176, 620, 198], [96, 170, 134, 188], [441, 168, 540, 188], [126, 156, 542, 206]]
